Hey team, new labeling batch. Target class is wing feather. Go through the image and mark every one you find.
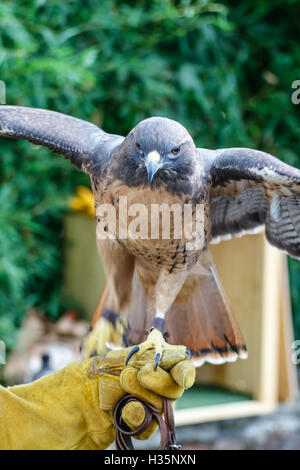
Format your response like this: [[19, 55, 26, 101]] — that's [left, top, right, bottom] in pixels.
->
[[200, 147, 300, 258], [0, 105, 124, 173]]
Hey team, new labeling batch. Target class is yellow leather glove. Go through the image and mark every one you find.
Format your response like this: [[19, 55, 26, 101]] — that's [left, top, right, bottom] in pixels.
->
[[0, 348, 195, 450]]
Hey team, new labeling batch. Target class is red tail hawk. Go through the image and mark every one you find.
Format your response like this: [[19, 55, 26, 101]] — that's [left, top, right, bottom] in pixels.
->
[[1, 106, 300, 368]]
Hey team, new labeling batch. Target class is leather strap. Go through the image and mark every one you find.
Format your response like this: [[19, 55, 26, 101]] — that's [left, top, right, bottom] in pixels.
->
[[114, 394, 181, 450]]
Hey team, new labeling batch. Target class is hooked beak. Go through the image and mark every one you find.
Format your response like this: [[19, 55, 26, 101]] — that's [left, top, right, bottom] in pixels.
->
[[145, 151, 161, 182]]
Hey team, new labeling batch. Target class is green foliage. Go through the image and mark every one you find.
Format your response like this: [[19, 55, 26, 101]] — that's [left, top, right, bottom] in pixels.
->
[[1, 0, 300, 344]]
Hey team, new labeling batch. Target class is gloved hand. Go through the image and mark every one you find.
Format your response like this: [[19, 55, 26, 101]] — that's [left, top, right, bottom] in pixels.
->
[[0, 347, 195, 450]]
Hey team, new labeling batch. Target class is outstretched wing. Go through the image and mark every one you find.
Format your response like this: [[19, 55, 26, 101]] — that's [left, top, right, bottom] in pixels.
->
[[199, 147, 300, 258], [0, 106, 124, 173]]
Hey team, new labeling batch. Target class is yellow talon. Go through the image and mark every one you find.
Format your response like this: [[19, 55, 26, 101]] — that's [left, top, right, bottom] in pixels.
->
[[126, 328, 188, 371], [83, 315, 127, 358]]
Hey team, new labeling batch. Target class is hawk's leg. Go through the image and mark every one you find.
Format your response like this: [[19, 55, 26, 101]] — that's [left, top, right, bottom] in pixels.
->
[[83, 240, 136, 357], [126, 269, 191, 370]]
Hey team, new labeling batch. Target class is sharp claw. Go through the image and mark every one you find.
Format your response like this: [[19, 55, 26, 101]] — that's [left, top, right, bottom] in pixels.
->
[[186, 347, 192, 360], [154, 352, 160, 371], [163, 332, 170, 343], [122, 335, 130, 347], [126, 345, 140, 365]]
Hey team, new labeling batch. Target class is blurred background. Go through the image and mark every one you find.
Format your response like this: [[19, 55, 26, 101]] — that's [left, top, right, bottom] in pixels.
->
[[1, 0, 300, 449]]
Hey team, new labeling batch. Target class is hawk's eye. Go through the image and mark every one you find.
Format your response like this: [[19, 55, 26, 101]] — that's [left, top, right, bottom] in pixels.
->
[[136, 142, 142, 151], [171, 146, 181, 156]]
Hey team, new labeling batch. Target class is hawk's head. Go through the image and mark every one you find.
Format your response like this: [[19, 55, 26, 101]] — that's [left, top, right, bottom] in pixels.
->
[[124, 117, 198, 184]]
